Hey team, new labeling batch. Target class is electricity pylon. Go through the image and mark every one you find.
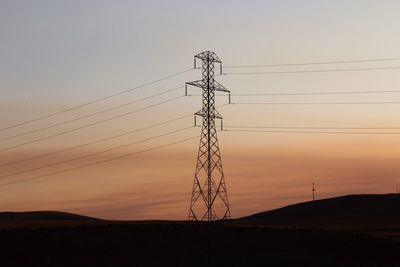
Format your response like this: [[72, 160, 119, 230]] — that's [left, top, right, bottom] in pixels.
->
[[186, 51, 231, 221]]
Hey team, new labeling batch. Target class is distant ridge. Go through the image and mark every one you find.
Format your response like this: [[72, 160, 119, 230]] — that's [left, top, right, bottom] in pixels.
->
[[0, 211, 98, 221], [0, 211, 101, 230], [237, 194, 400, 228], [3, 194, 400, 230]]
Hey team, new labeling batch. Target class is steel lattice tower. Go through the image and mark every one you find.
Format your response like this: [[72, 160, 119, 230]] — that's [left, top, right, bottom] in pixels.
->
[[186, 51, 231, 221]]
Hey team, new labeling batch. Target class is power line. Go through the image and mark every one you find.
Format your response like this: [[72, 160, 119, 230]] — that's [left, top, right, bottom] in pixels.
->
[[0, 126, 193, 180], [0, 135, 198, 188], [0, 113, 193, 168], [224, 129, 400, 135], [186, 89, 400, 97], [225, 125, 400, 130], [223, 66, 400, 75], [231, 101, 400, 105], [0, 86, 183, 142], [0, 68, 193, 132], [0, 95, 184, 152], [230, 89, 400, 96], [223, 57, 400, 68], [0, 103, 228, 167]]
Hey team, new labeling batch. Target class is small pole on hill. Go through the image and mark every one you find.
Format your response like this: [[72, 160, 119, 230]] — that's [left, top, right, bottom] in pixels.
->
[[312, 182, 316, 201]]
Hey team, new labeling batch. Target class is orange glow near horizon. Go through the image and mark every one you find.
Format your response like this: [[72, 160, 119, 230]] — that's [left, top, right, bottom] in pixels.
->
[[1, 131, 400, 220]]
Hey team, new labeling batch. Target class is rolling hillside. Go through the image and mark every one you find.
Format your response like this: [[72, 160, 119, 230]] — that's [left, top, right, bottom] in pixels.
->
[[0, 211, 101, 230], [2, 195, 400, 266], [238, 193, 400, 229]]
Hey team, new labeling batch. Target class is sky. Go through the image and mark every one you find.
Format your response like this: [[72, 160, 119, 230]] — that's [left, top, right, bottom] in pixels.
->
[[1, 0, 400, 220]]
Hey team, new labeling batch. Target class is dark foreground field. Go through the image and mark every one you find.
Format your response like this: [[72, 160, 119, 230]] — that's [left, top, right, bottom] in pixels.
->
[[2, 194, 400, 267], [1, 222, 400, 267]]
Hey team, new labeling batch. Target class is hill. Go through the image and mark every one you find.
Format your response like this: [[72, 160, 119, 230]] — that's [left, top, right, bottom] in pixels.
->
[[0, 210, 98, 220], [0, 211, 101, 230], [238, 193, 400, 229], [2, 194, 400, 266]]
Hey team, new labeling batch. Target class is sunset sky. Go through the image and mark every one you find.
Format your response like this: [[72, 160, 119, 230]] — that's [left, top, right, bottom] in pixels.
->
[[1, 0, 400, 220]]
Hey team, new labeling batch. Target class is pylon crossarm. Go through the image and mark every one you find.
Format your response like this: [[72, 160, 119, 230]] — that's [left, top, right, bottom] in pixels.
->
[[186, 81, 229, 94], [186, 80, 205, 89], [195, 51, 222, 63], [194, 111, 222, 119], [212, 80, 230, 93]]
